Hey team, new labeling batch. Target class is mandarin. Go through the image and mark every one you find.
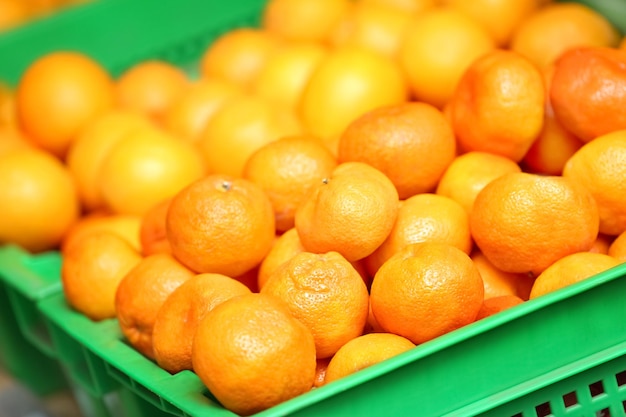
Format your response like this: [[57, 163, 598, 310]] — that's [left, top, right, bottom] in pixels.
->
[[257, 228, 304, 290], [0, 148, 79, 252], [399, 7, 495, 108], [166, 175, 275, 276], [139, 198, 172, 256], [471, 250, 534, 301], [470, 172, 599, 275], [550, 47, 626, 142], [295, 161, 399, 262], [529, 252, 621, 299], [62, 231, 142, 321], [370, 242, 484, 345], [324, 333, 415, 384], [15, 51, 113, 158], [192, 293, 316, 416], [115, 253, 195, 359], [152, 273, 251, 374], [365, 193, 473, 277], [243, 134, 337, 232], [338, 101, 456, 199], [562, 129, 626, 236], [475, 295, 525, 320], [61, 212, 142, 255], [261, 251, 369, 358], [608, 231, 626, 262], [114, 60, 190, 123], [435, 151, 522, 215], [448, 49, 545, 162]]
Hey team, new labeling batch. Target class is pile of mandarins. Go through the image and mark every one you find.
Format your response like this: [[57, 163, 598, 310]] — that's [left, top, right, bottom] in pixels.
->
[[2, 0, 626, 414]]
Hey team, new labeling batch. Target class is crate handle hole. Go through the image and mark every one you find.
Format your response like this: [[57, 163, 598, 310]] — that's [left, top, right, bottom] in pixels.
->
[[535, 401, 551, 417], [589, 380, 605, 398], [615, 370, 626, 387], [562, 391, 578, 408], [597, 408, 611, 417]]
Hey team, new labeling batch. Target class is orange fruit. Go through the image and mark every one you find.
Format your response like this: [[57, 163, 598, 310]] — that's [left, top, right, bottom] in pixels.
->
[[295, 162, 399, 262], [399, 7, 495, 108], [139, 198, 172, 256], [15, 51, 113, 158], [298, 46, 408, 143], [589, 233, 613, 255], [436, 151, 522, 215], [252, 41, 328, 109], [115, 253, 195, 359], [471, 250, 534, 301], [329, 2, 413, 58], [0, 148, 80, 253], [199, 28, 281, 89], [97, 127, 205, 216], [470, 172, 599, 275], [550, 47, 626, 143], [0, 0, 28, 32], [152, 273, 251, 373], [608, 231, 626, 262], [261, 0, 350, 43], [562, 129, 626, 236], [243, 134, 337, 232], [66, 109, 154, 212], [261, 251, 369, 358], [370, 242, 484, 344], [529, 252, 621, 299], [166, 175, 275, 276], [197, 93, 302, 177], [192, 293, 316, 416], [475, 295, 525, 320], [443, 0, 541, 46], [257, 228, 304, 290], [324, 332, 415, 384], [61, 231, 142, 321], [61, 212, 142, 255], [0, 82, 16, 127], [0, 125, 33, 157], [163, 78, 241, 143], [338, 101, 456, 199], [510, 3, 620, 70], [448, 49, 545, 162], [365, 193, 473, 277], [114, 60, 190, 123], [360, 0, 436, 14], [314, 358, 331, 388]]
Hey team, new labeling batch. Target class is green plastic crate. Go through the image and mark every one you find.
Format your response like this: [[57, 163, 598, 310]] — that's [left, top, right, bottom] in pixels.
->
[[20, 247, 626, 417]]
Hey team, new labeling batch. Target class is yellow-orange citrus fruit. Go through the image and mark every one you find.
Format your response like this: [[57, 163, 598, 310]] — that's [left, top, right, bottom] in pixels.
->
[[198, 93, 302, 177], [448, 49, 545, 162], [329, 2, 413, 58], [0, 125, 32, 157], [61, 212, 142, 255], [0, 148, 80, 252], [252, 41, 328, 109], [562, 129, 626, 236], [470, 172, 599, 275], [115, 253, 195, 359], [152, 273, 251, 373], [62, 232, 142, 320], [257, 228, 304, 290], [163, 78, 241, 143], [475, 295, 525, 320], [15, 51, 113, 158], [243, 134, 337, 232], [510, 3, 620, 70], [550, 47, 626, 143], [200, 28, 281, 89], [399, 8, 495, 108], [261, 0, 350, 43], [298, 46, 408, 142], [589, 233, 613, 255], [608, 231, 626, 262], [436, 151, 522, 215], [139, 198, 172, 257], [360, 0, 436, 15], [97, 127, 205, 216], [338, 101, 456, 199], [324, 333, 415, 384], [261, 251, 369, 358], [529, 252, 621, 299], [370, 242, 484, 344], [114, 60, 190, 122], [295, 162, 399, 262], [66, 109, 154, 212], [471, 250, 534, 301], [192, 293, 316, 416], [365, 193, 473, 276], [166, 175, 275, 276]]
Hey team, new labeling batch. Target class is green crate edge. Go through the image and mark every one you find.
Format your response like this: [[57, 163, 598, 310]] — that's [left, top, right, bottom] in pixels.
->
[[22, 243, 626, 417]]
